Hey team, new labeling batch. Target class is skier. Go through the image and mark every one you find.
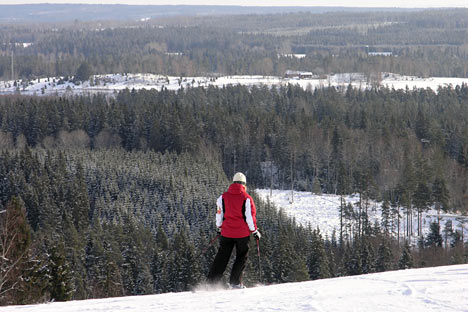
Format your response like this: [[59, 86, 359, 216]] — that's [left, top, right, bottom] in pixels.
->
[[207, 172, 261, 289]]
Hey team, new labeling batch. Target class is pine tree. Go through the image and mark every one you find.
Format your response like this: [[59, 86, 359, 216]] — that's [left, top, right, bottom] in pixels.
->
[[443, 220, 453, 248], [69, 163, 90, 233], [151, 223, 171, 293], [390, 192, 402, 243], [381, 199, 391, 236], [274, 227, 309, 283], [345, 243, 362, 276], [134, 265, 153, 295], [449, 230, 464, 264], [413, 182, 432, 237], [151, 249, 168, 293], [338, 196, 347, 246], [375, 241, 393, 272], [450, 230, 463, 248], [398, 242, 413, 270], [324, 237, 336, 278], [155, 224, 169, 250], [289, 254, 310, 283], [360, 240, 375, 274], [400, 158, 417, 238], [47, 242, 73, 302], [74, 62, 93, 82], [85, 231, 106, 297], [425, 222, 443, 247], [432, 178, 449, 211], [166, 229, 201, 291], [308, 229, 330, 280], [432, 177, 449, 225], [104, 253, 124, 298]]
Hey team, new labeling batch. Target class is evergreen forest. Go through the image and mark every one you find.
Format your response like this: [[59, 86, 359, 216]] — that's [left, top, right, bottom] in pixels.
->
[[1, 83, 468, 305], [3, 9, 468, 80]]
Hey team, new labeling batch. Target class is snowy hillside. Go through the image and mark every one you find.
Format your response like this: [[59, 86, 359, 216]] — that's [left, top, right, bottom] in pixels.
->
[[256, 189, 468, 243], [4, 264, 468, 311], [1, 72, 468, 96]]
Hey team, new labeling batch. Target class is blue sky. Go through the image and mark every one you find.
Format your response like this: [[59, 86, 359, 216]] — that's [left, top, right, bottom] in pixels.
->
[[0, 0, 467, 8]]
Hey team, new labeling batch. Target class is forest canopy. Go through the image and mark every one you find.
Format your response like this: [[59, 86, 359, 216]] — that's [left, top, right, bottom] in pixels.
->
[[2, 9, 468, 80]]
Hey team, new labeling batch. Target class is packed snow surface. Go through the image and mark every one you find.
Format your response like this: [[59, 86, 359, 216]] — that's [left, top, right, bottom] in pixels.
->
[[2, 72, 468, 96], [255, 189, 468, 243], [4, 264, 468, 311]]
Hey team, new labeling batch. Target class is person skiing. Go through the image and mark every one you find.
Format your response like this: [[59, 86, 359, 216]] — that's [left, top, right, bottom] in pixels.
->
[[207, 172, 261, 289]]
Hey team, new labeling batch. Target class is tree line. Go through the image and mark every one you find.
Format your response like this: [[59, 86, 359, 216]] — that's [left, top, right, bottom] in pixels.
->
[[2, 9, 468, 80], [1, 85, 468, 211]]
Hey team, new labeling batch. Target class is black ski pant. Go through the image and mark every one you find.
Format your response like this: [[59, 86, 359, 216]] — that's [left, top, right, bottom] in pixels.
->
[[207, 235, 250, 285]]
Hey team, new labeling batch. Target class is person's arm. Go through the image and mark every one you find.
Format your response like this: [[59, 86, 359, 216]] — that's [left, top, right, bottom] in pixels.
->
[[216, 195, 224, 228], [244, 197, 257, 232]]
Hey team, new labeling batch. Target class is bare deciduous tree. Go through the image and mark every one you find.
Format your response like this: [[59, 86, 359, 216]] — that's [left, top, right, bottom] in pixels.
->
[[0, 132, 14, 149], [94, 129, 122, 149], [0, 197, 31, 305], [57, 130, 90, 149]]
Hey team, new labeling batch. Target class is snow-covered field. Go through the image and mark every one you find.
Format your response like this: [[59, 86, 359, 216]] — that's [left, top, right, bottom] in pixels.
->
[[1, 72, 468, 96], [4, 264, 468, 311], [257, 190, 367, 237], [256, 189, 468, 243]]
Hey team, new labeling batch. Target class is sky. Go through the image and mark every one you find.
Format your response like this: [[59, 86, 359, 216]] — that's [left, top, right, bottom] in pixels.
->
[[0, 0, 467, 8]]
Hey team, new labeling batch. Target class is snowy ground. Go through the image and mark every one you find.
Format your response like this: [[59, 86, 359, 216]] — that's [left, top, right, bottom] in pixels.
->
[[4, 264, 468, 311], [1, 72, 468, 96], [256, 189, 468, 244]]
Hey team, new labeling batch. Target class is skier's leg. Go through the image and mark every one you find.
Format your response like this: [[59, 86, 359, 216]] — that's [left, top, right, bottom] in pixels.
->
[[207, 236, 234, 283], [229, 236, 250, 285]]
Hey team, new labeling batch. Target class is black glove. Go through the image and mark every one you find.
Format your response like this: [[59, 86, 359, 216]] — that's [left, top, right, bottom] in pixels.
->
[[216, 227, 222, 234], [252, 229, 261, 240]]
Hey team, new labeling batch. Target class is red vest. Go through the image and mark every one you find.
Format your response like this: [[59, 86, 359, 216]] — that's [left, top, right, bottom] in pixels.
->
[[221, 183, 257, 238]]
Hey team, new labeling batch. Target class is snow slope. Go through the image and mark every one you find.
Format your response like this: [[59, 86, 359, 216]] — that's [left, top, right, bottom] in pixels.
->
[[1, 72, 468, 96], [256, 189, 468, 243], [4, 264, 468, 311]]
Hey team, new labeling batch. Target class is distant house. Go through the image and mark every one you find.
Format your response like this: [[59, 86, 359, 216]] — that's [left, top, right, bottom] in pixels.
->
[[285, 70, 301, 78], [279, 53, 306, 59], [368, 51, 393, 56], [285, 70, 314, 79], [299, 72, 313, 79]]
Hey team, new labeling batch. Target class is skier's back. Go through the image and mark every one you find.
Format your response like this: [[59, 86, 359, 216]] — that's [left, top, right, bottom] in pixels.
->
[[207, 172, 261, 288]]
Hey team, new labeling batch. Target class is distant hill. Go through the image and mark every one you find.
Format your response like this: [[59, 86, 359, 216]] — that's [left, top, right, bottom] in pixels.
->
[[0, 4, 420, 23]]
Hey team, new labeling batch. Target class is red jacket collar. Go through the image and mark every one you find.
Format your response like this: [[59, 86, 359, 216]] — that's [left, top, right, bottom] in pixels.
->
[[227, 183, 246, 195]]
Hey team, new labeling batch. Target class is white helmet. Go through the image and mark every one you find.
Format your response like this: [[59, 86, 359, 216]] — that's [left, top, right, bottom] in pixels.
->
[[233, 172, 247, 185]]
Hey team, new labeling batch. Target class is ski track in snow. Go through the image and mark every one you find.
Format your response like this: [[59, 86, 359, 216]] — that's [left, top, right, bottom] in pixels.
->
[[4, 264, 468, 311]]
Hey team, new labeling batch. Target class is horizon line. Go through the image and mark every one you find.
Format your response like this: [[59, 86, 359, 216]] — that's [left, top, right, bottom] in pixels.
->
[[0, 3, 466, 9]]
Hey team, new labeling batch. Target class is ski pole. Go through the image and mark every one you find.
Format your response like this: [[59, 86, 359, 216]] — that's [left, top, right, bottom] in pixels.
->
[[256, 238, 262, 283], [195, 233, 220, 261]]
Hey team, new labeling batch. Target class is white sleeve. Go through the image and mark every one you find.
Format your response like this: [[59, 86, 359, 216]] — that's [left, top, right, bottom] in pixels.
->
[[244, 198, 256, 232], [216, 195, 224, 228]]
